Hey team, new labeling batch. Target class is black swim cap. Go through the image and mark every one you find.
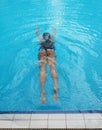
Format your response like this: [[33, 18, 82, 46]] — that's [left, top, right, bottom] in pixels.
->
[[43, 32, 51, 40]]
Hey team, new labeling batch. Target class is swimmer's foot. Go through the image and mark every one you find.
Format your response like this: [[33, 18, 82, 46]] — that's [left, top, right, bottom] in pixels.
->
[[54, 87, 58, 100], [41, 91, 46, 104]]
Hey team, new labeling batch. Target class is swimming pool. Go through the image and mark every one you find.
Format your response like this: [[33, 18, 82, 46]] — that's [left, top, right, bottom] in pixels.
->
[[0, 0, 102, 113]]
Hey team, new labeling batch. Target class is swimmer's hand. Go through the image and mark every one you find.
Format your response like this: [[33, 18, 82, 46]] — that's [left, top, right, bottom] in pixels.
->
[[52, 26, 56, 38], [36, 26, 43, 41], [54, 25, 57, 31], [36, 26, 39, 32]]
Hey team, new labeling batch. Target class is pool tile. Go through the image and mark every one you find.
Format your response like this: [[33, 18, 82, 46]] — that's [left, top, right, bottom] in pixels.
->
[[84, 114, 102, 120], [14, 114, 31, 120], [0, 120, 13, 128], [66, 120, 85, 128], [12, 120, 30, 128], [85, 120, 102, 128], [0, 114, 14, 120], [48, 120, 66, 128], [66, 114, 84, 120], [30, 120, 47, 128], [31, 114, 48, 120], [49, 114, 65, 120]]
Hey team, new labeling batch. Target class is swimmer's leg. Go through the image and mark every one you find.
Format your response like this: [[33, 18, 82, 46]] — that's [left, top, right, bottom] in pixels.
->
[[49, 63, 58, 100], [40, 62, 46, 103]]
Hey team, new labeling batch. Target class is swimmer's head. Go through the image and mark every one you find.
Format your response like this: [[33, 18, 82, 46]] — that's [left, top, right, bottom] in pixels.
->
[[43, 32, 51, 40]]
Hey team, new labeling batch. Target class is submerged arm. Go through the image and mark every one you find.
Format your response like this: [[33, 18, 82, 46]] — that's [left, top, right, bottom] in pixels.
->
[[36, 26, 43, 42], [51, 26, 57, 41]]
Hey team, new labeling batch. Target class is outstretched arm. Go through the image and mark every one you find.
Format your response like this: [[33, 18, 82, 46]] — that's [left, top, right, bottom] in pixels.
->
[[51, 26, 57, 41], [36, 26, 43, 42]]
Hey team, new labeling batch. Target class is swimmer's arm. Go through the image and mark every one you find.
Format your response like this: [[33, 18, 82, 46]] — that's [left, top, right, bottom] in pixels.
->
[[51, 26, 57, 41], [36, 26, 43, 42]]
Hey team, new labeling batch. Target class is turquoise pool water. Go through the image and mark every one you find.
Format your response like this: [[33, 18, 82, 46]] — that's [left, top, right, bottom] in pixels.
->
[[0, 0, 102, 113]]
